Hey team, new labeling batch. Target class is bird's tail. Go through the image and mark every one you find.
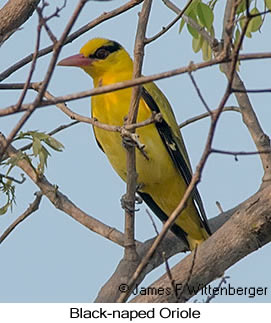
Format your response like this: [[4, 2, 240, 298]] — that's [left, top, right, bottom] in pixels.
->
[[187, 228, 210, 250]]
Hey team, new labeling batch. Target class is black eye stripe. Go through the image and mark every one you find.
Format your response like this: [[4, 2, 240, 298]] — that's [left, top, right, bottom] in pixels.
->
[[89, 41, 121, 59]]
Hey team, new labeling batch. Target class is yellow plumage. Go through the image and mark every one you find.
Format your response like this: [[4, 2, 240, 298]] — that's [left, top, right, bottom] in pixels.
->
[[58, 38, 211, 250]]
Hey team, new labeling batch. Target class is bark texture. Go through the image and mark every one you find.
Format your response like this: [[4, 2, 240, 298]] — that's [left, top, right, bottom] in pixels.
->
[[0, 0, 40, 44]]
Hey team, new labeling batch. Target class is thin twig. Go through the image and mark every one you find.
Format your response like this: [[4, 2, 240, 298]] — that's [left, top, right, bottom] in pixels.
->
[[162, 0, 219, 51], [19, 121, 80, 152], [177, 245, 198, 300], [215, 201, 224, 214], [0, 173, 25, 184], [0, 0, 144, 82], [1, 51, 271, 116], [211, 148, 271, 157], [145, 0, 193, 44], [0, 0, 89, 160], [146, 209, 159, 236], [12, 5, 42, 113], [205, 276, 230, 303], [179, 106, 240, 128], [232, 88, 271, 93], [162, 251, 178, 301], [0, 133, 132, 248], [188, 70, 211, 113], [0, 192, 43, 244]]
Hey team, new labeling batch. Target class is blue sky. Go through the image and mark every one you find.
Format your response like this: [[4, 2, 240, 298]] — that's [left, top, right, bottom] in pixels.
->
[[0, 0, 270, 302]]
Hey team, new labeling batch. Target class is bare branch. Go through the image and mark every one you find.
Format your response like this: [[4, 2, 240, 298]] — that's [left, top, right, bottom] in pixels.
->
[[0, 172, 25, 184], [122, 0, 153, 263], [117, 11, 246, 302], [0, 0, 89, 160], [162, 0, 219, 51], [12, 4, 43, 113], [179, 106, 240, 128], [188, 71, 211, 113], [131, 185, 271, 302], [162, 251, 178, 301], [211, 148, 271, 158], [232, 88, 271, 93], [0, 0, 40, 45], [221, 1, 271, 185], [0, 133, 129, 248], [145, 0, 193, 44], [0, 0, 144, 81], [1, 52, 271, 117], [0, 191, 42, 244], [205, 276, 230, 303]]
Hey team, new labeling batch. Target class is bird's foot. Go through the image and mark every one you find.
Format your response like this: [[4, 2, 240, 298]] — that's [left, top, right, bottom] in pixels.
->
[[120, 193, 143, 213]]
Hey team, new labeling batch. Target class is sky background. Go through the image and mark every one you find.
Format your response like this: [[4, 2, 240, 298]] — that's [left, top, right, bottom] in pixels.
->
[[0, 0, 270, 302]]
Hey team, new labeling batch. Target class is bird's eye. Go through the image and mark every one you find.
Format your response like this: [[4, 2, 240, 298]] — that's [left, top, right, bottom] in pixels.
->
[[95, 48, 110, 59]]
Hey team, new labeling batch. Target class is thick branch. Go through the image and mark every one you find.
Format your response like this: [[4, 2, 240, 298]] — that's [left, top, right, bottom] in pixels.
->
[[131, 184, 271, 302], [95, 205, 235, 302], [221, 1, 271, 185], [0, 0, 40, 45], [0, 133, 128, 248]]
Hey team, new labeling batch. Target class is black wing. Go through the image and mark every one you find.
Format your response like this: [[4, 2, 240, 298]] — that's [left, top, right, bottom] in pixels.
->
[[141, 87, 211, 236]]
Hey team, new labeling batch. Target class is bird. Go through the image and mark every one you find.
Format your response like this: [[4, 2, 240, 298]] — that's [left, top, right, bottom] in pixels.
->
[[58, 38, 211, 250]]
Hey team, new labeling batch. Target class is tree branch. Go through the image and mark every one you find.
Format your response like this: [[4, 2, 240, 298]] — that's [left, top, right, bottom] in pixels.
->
[[131, 184, 271, 302], [0, 0, 143, 81], [0, 0, 40, 45], [221, 1, 271, 186], [0, 0, 89, 160], [122, 0, 153, 263], [0, 191, 42, 244], [145, 0, 193, 44], [1, 52, 271, 116], [179, 106, 240, 128], [0, 133, 129, 248], [162, 0, 219, 52], [116, 12, 247, 302]]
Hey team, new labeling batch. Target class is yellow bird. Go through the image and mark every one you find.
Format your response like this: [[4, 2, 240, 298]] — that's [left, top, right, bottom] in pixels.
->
[[58, 38, 211, 250]]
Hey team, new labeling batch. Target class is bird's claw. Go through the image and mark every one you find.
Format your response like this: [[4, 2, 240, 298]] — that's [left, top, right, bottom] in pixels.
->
[[122, 134, 136, 149], [120, 194, 142, 213]]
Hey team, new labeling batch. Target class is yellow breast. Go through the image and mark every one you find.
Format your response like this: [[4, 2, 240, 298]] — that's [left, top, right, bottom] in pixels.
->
[[92, 87, 187, 209]]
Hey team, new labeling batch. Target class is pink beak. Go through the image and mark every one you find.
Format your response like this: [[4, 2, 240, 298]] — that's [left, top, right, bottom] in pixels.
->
[[58, 53, 92, 67]]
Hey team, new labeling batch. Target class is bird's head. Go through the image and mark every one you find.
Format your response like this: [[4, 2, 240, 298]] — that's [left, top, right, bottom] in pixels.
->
[[58, 38, 133, 82]]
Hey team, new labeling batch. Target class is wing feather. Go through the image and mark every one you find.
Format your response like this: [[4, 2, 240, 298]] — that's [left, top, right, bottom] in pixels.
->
[[142, 84, 211, 235]]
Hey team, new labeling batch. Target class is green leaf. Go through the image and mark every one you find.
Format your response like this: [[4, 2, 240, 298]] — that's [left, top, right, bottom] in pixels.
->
[[186, 11, 199, 39], [197, 2, 214, 31], [266, 0, 271, 10], [0, 201, 11, 215], [32, 137, 42, 157], [38, 145, 51, 173], [44, 137, 64, 152], [201, 39, 209, 61], [249, 8, 262, 32], [186, 0, 200, 14], [29, 131, 48, 140], [239, 15, 251, 38], [192, 35, 203, 53], [236, 0, 246, 14], [234, 27, 241, 48], [201, 39, 212, 61], [179, 18, 185, 34]]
